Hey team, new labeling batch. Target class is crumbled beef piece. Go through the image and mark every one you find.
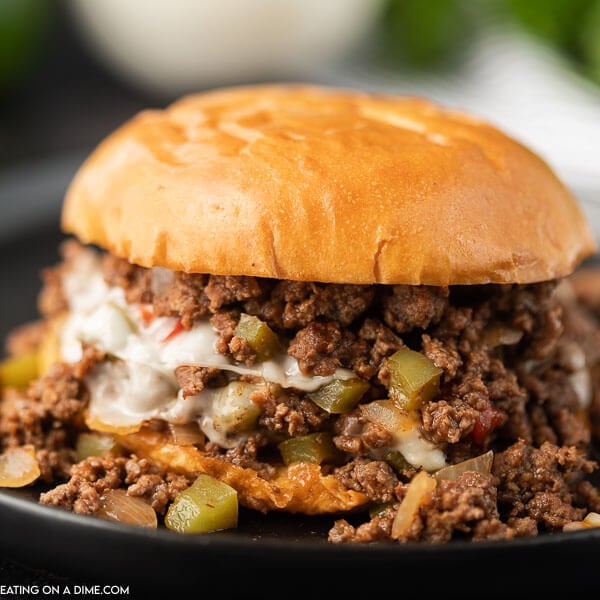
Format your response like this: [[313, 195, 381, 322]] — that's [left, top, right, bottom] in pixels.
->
[[520, 369, 590, 448], [328, 518, 361, 544], [38, 264, 68, 318], [244, 281, 374, 329], [333, 457, 399, 503], [40, 454, 126, 514], [575, 479, 600, 513], [526, 492, 585, 529], [125, 471, 191, 513], [525, 304, 563, 360], [153, 272, 210, 329], [422, 353, 492, 445], [253, 386, 329, 437], [332, 409, 393, 455], [204, 433, 275, 479], [101, 254, 152, 305], [26, 368, 84, 423], [328, 506, 396, 544], [4, 319, 47, 357], [558, 278, 600, 365], [35, 447, 77, 484], [355, 319, 404, 380], [26, 345, 104, 422], [362, 421, 394, 450], [331, 471, 513, 545], [493, 440, 595, 529], [39, 454, 192, 515], [174, 365, 225, 398], [433, 306, 472, 340], [493, 282, 558, 329], [417, 471, 505, 543], [0, 389, 72, 481], [472, 518, 517, 541], [204, 275, 265, 311], [210, 310, 240, 355], [228, 335, 255, 365], [0, 346, 104, 481], [421, 334, 462, 380], [486, 358, 529, 443], [422, 399, 479, 445], [383, 285, 449, 334], [287, 321, 368, 376]]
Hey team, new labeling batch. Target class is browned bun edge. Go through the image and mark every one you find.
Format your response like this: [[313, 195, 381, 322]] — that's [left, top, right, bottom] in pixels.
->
[[117, 429, 368, 515], [61, 84, 597, 285]]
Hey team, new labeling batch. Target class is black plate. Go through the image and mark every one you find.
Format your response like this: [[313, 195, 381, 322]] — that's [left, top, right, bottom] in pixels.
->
[[1, 157, 600, 597]]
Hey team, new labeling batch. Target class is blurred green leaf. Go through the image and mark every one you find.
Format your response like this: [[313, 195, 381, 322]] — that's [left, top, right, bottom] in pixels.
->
[[507, 0, 595, 59], [580, 0, 600, 83], [0, 0, 54, 92], [381, 0, 476, 69]]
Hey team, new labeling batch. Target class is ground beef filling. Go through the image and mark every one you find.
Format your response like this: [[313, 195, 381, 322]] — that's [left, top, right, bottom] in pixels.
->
[[3, 245, 600, 544]]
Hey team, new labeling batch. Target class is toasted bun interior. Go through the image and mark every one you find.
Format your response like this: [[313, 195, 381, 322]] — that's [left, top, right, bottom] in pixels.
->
[[61, 84, 597, 285]]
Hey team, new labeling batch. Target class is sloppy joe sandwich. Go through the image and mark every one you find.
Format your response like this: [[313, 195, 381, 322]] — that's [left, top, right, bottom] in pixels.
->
[[2, 84, 600, 542]]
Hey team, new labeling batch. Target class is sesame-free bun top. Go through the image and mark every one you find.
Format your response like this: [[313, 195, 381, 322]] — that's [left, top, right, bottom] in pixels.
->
[[61, 84, 597, 285]]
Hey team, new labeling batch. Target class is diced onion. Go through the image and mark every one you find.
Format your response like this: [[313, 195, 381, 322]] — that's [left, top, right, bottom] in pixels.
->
[[211, 381, 262, 435], [434, 450, 494, 482], [168, 422, 205, 446], [483, 325, 523, 349], [568, 369, 592, 409], [391, 470, 436, 540], [557, 341, 587, 372], [563, 512, 600, 532], [85, 414, 144, 436], [97, 489, 158, 528], [76, 432, 119, 462], [0, 445, 41, 487], [360, 400, 415, 434]]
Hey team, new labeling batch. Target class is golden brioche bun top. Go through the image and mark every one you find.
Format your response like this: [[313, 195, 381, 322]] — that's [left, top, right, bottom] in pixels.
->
[[61, 84, 597, 285]]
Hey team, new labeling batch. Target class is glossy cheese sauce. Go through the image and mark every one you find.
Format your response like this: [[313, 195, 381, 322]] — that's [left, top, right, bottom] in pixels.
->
[[60, 248, 446, 466]]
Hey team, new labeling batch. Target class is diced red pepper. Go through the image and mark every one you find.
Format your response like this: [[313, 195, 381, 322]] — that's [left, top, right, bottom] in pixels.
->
[[139, 304, 155, 326], [161, 319, 184, 343], [470, 404, 506, 445]]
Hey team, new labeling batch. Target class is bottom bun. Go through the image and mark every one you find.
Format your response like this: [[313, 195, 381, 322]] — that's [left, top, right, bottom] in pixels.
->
[[117, 428, 368, 515]]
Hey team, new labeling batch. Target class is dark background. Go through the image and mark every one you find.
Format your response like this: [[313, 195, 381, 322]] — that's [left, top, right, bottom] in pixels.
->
[[0, 3, 152, 348], [0, 3, 153, 168]]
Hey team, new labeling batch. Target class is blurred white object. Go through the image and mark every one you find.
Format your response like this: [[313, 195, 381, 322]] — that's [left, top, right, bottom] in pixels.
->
[[66, 0, 386, 95]]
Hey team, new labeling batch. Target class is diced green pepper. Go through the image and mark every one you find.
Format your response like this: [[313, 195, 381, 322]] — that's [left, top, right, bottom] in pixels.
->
[[0, 352, 38, 390], [369, 501, 394, 519], [388, 348, 442, 410], [385, 449, 411, 472], [308, 378, 370, 414], [75, 432, 121, 462], [234, 313, 280, 361], [164, 474, 238, 534], [278, 432, 341, 466]]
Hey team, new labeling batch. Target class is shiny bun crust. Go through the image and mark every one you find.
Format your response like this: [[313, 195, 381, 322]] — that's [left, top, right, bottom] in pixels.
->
[[61, 84, 597, 285]]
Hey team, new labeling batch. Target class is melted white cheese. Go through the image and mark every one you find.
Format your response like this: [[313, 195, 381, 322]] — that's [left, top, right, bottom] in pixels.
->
[[60, 249, 353, 440], [391, 429, 446, 472]]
